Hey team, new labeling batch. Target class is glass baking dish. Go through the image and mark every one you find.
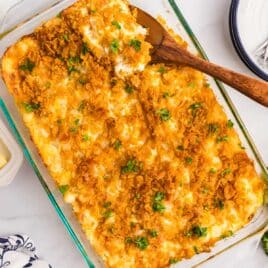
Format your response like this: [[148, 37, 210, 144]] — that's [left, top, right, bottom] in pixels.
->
[[0, 0, 267, 267]]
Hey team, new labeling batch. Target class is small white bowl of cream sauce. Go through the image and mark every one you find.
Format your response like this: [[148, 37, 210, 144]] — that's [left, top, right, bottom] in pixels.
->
[[0, 118, 23, 186], [229, 0, 268, 81]]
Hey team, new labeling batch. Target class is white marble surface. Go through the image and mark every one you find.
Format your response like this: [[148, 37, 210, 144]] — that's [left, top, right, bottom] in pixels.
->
[[0, 0, 268, 267]]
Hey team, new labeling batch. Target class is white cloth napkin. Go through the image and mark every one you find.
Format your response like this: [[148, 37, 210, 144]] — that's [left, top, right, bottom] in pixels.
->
[[0, 234, 51, 268]]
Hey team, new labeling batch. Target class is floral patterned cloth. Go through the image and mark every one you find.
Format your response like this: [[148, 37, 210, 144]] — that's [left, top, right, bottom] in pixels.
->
[[0, 234, 51, 268]]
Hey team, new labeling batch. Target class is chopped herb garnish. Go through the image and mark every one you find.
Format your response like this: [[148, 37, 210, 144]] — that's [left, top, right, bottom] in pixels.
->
[[103, 202, 111, 208], [185, 157, 193, 164], [205, 82, 210, 88], [215, 199, 224, 210], [135, 193, 141, 200], [221, 168, 232, 176], [78, 101, 86, 111], [154, 192, 165, 202], [125, 237, 133, 244], [209, 168, 217, 174], [149, 230, 158, 237], [23, 102, 40, 113], [193, 246, 199, 254], [110, 39, 120, 54], [134, 237, 149, 250], [152, 201, 166, 212], [189, 102, 202, 116], [189, 102, 202, 110], [56, 12, 62, 18], [169, 258, 179, 264], [221, 230, 233, 239], [216, 135, 229, 143], [176, 145, 184, 151], [121, 159, 139, 174], [114, 139, 122, 150], [103, 209, 113, 219], [78, 78, 87, 85], [129, 39, 141, 51], [63, 34, 69, 42], [191, 226, 207, 237], [111, 79, 117, 87], [157, 108, 171, 121], [112, 20, 121, 29], [227, 119, 234, 128], [59, 185, 69, 195], [74, 119, 80, 125], [19, 59, 35, 72], [188, 81, 195, 88], [68, 56, 81, 64], [125, 84, 134, 94], [158, 66, 166, 73], [208, 123, 219, 134], [67, 65, 79, 74], [81, 42, 90, 55], [162, 92, 170, 98], [82, 134, 90, 142], [70, 127, 78, 133]]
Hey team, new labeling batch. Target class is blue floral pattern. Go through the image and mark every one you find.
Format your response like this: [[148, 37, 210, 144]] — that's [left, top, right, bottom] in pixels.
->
[[0, 235, 51, 268]]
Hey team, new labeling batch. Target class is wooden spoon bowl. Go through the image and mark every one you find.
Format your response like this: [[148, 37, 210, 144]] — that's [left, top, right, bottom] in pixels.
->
[[135, 7, 268, 107]]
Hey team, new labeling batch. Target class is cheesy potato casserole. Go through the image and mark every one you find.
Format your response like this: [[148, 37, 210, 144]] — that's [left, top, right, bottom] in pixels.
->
[[1, 0, 264, 267]]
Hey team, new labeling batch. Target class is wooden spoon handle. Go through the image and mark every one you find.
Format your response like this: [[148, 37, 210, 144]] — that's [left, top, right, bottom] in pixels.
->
[[156, 45, 268, 107]]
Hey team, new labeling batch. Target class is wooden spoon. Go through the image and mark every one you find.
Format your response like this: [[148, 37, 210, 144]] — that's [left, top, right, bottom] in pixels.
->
[[135, 8, 268, 107]]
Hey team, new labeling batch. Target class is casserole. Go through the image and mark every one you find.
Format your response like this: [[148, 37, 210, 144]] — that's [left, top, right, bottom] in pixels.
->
[[0, 0, 267, 267]]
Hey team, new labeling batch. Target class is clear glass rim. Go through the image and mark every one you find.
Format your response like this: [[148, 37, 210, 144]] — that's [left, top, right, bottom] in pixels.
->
[[0, 0, 267, 267]]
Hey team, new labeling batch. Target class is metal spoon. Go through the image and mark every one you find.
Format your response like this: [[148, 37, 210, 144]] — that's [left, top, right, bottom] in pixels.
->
[[136, 8, 268, 107]]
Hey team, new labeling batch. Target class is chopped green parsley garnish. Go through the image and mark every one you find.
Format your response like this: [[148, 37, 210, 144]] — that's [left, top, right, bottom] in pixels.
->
[[67, 65, 79, 74], [227, 119, 234, 128], [110, 39, 120, 54], [185, 157, 193, 164], [114, 139, 122, 150], [112, 20, 121, 29], [103, 209, 113, 219], [81, 42, 90, 55], [134, 237, 149, 250], [82, 134, 90, 142], [215, 199, 224, 210], [19, 59, 35, 72], [121, 159, 139, 174], [23, 102, 40, 113], [149, 230, 158, 237], [193, 246, 199, 254], [221, 168, 232, 176], [154, 192, 165, 202], [129, 39, 141, 51], [125, 237, 133, 244], [216, 135, 229, 143], [63, 34, 69, 42], [221, 230, 233, 239], [188, 81, 195, 88], [157, 108, 171, 121], [162, 92, 170, 98], [152, 192, 166, 212], [208, 123, 219, 134], [191, 226, 208, 237], [189, 102, 202, 116], [74, 119, 80, 125], [169, 258, 180, 264], [125, 84, 134, 94], [205, 82, 210, 88], [78, 100, 86, 111], [68, 56, 81, 64], [209, 168, 217, 174], [152, 202, 166, 212], [59, 185, 69, 195], [158, 66, 166, 73], [103, 202, 111, 208]]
